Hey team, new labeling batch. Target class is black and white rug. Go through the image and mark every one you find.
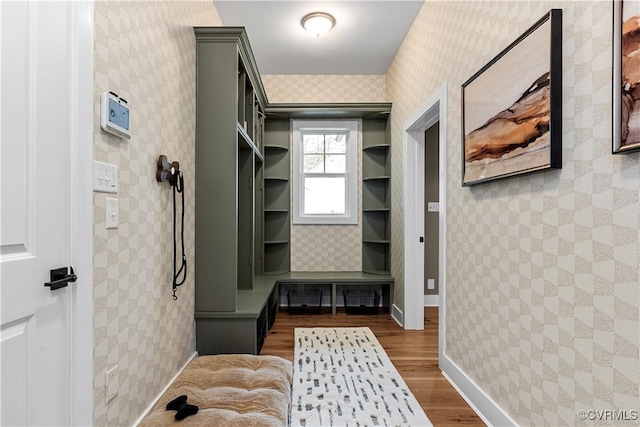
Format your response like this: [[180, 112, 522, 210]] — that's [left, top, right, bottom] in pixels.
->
[[290, 327, 432, 427]]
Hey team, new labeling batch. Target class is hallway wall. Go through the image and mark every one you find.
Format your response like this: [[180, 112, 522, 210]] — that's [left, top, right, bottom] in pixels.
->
[[262, 74, 386, 104], [387, 1, 639, 425], [92, 2, 221, 425]]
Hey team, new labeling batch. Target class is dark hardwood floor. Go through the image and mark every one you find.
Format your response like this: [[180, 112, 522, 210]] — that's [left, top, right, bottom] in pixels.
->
[[260, 306, 485, 426]]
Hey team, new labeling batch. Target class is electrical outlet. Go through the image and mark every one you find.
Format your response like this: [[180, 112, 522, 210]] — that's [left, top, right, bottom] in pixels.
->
[[427, 202, 439, 212], [427, 279, 435, 290], [94, 160, 118, 193], [106, 365, 118, 404]]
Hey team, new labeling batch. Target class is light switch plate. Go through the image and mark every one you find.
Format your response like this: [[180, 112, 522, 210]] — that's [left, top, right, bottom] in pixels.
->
[[427, 279, 435, 290], [94, 160, 118, 193], [106, 198, 118, 229], [427, 202, 439, 212]]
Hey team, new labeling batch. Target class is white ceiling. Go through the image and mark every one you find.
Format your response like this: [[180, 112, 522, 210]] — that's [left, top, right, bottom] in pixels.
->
[[214, 1, 424, 75]]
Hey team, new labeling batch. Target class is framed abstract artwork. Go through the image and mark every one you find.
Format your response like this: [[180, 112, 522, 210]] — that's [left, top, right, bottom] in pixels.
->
[[461, 9, 563, 186], [613, 0, 640, 153]]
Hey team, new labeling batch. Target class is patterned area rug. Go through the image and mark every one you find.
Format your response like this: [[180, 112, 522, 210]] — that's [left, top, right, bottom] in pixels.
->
[[291, 327, 432, 427]]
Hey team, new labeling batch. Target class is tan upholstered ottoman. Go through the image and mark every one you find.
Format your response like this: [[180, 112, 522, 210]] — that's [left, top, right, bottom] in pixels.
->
[[139, 354, 293, 426]]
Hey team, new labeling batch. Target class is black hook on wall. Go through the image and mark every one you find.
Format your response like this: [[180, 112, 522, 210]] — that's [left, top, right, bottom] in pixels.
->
[[156, 155, 180, 187], [155, 154, 187, 300]]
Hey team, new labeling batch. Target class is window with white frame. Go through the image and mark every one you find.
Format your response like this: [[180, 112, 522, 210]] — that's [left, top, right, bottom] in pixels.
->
[[292, 120, 358, 224]]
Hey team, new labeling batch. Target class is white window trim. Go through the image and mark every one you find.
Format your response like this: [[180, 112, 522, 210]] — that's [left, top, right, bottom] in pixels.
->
[[292, 119, 359, 225]]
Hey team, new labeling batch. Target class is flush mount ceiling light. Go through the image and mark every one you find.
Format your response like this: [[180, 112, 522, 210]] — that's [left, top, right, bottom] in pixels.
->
[[301, 12, 336, 37]]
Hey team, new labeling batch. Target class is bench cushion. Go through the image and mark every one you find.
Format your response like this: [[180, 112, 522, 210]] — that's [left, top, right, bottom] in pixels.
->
[[139, 354, 293, 426]]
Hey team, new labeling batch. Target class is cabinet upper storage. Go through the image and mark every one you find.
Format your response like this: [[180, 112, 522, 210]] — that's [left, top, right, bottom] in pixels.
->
[[194, 27, 268, 155], [194, 27, 269, 312]]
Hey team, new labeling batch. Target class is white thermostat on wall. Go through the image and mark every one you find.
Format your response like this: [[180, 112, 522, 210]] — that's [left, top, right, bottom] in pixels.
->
[[100, 91, 131, 139]]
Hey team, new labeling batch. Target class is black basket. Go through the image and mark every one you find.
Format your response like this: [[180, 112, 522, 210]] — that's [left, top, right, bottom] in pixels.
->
[[343, 289, 380, 315], [287, 289, 322, 314]]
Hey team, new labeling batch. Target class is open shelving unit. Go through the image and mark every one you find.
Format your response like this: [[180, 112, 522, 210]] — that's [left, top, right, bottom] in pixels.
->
[[263, 118, 291, 275], [362, 118, 391, 274], [261, 104, 393, 277]]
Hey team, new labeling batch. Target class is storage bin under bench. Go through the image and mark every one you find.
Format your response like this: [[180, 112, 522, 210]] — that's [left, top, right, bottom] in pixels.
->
[[274, 271, 394, 315]]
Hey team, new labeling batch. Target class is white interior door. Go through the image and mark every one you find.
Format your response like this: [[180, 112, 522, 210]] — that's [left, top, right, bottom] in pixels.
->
[[1, 2, 76, 425]]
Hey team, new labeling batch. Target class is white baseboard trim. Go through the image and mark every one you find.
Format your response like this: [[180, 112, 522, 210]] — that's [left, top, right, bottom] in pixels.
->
[[133, 351, 198, 426], [423, 295, 439, 306], [440, 353, 516, 427], [391, 304, 403, 327]]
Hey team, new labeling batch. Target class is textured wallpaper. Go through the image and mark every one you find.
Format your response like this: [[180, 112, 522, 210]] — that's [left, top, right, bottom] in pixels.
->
[[263, 75, 386, 271], [386, 1, 639, 425], [93, 2, 221, 425], [262, 74, 386, 104]]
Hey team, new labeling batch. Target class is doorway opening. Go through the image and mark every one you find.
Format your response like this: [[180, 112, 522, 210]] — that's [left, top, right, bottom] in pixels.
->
[[402, 84, 447, 362], [423, 123, 440, 308]]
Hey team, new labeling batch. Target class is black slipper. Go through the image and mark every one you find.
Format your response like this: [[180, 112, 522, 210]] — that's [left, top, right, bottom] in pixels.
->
[[166, 395, 188, 411], [175, 403, 199, 420]]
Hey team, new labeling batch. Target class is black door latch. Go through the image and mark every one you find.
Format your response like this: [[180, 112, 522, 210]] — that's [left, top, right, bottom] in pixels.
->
[[44, 266, 77, 290]]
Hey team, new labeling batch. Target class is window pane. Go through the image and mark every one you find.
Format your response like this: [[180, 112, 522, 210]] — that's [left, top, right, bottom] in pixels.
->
[[303, 134, 324, 153], [303, 154, 324, 173], [326, 134, 346, 153], [325, 154, 346, 173], [304, 177, 346, 214]]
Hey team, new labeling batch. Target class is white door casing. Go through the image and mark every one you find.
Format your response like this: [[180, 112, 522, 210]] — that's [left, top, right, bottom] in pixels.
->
[[402, 84, 447, 358], [0, 2, 94, 425]]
